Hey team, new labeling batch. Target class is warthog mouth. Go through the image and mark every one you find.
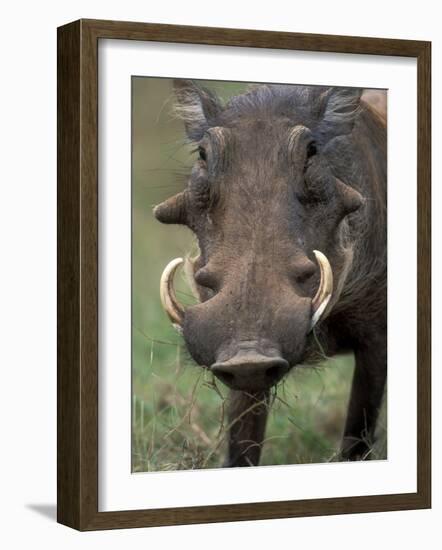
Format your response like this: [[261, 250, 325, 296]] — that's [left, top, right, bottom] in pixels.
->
[[157, 253, 333, 391], [159, 251, 333, 333]]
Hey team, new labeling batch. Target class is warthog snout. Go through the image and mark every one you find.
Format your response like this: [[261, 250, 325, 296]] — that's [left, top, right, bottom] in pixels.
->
[[211, 348, 289, 391]]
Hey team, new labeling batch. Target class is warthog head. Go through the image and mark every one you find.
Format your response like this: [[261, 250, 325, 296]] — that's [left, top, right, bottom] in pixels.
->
[[154, 81, 364, 392]]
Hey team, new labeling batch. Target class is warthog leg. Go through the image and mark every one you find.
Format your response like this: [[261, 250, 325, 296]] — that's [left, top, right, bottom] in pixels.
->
[[224, 390, 270, 467], [341, 338, 387, 460]]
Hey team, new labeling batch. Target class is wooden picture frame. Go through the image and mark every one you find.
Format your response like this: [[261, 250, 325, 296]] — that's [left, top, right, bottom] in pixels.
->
[[57, 18, 431, 530]]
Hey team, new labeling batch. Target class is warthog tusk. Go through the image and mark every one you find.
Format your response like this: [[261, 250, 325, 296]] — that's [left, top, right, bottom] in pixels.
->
[[310, 250, 333, 330], [160, 258, 185, 332]]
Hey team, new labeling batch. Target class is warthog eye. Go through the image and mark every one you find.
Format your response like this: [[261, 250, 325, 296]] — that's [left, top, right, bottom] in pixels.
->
[[198, 146, 207, 162], [306, 140, 317, 159], [296, 193, 324, 207]]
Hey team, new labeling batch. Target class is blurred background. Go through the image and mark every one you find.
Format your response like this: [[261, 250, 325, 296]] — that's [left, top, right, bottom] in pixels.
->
[[132, 77, 386, 472]]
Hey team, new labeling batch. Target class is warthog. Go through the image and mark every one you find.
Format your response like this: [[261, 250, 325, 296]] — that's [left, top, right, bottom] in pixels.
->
[[154, 80, 386, 466]]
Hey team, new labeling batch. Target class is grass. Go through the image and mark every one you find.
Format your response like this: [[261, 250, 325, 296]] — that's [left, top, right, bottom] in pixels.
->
[[131, 339, 386, 471], [131, 77, 387, 472]]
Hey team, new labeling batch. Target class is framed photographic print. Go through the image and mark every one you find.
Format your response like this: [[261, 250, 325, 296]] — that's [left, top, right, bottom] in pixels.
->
[[57, 19, 431, 530]]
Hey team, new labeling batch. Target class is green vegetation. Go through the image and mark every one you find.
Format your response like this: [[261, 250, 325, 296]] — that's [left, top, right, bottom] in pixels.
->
[[132, 77, 386, 472]]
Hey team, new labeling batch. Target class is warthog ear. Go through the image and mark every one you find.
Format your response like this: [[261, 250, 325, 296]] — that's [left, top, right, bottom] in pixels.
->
[[154, 191, 187, 225], [317, 87, 362, 143], [335, 179, 365, 215], [173, 79, 222, 142]]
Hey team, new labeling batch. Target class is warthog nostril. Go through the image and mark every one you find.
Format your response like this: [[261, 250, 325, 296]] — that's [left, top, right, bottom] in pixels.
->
[[214, 371, 235, 387], [211, 353, 289, 391], [265, 364, 288, 384]]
